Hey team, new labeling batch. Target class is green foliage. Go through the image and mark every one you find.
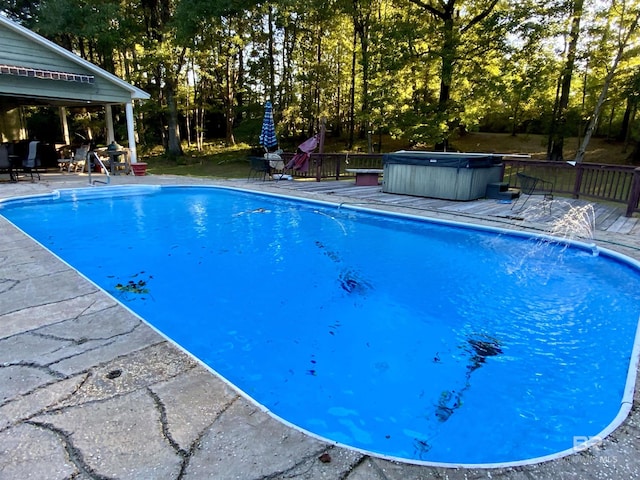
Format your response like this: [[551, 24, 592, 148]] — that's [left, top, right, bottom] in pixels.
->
[[5, 0, 640, 156]]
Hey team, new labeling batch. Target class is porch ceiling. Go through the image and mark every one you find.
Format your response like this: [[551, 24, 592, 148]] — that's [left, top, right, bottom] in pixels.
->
[[0, 93, 109, 110]]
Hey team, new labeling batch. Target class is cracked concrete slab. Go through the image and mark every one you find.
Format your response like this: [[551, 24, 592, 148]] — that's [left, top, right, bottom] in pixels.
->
[[48, 324, 162, 377], [0, 246, 70, 279], [57, 343, 199, 408], [32, 389, 183, 479], [0, 291, 116, 338], [184, 399, 333, 479], [0, 422, 78, 479], [0, 332, 73, 365], [150, 367, 238, 451], [0, 269, 98, 316], [278, 447, 364, 479], [1, 175, 639, 480], [0, 375, 87, 432], [35, 304, 139, 342], [0, 365, 62, 405]]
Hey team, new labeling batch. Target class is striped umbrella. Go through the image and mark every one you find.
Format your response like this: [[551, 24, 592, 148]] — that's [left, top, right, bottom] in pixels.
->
[[259, 101, 278, 150]]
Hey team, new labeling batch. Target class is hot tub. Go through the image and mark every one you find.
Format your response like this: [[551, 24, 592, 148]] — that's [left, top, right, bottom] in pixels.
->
[[382, 151, 503, 200]]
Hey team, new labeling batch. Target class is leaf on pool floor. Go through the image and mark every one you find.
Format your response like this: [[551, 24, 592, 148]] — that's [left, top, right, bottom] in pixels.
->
[[114, 272, 151, 295]]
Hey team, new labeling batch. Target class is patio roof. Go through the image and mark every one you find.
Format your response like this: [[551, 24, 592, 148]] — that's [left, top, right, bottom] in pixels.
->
[[0, 15, 150, 160], [0, 15, 149, 107]]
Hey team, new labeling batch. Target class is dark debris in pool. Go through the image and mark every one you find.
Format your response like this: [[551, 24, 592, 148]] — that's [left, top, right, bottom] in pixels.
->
[[435, 390, 462, 422], [115, 280, 149, 294], [114, 271, 152, 298], [315, 240, 341, 263], [466, 336, 503, 373], [413, 439, 432, 456], [233, 207, 272, 216], [339, 269, 371, 294], [431, 335, 503, 423], [468, 338, 503, 358]]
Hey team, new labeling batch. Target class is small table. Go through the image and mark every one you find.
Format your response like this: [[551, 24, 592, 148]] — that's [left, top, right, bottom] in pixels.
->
[[346, 168, 383, 186]]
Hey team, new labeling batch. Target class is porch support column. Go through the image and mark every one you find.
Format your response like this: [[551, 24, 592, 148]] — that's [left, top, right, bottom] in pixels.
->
[[125, 101, 139, 163], [59, 107, 70, 144], [105, 104, 115, 144]]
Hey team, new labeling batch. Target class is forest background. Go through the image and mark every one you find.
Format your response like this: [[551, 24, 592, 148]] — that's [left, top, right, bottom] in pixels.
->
[[3, 0, 640, 165]]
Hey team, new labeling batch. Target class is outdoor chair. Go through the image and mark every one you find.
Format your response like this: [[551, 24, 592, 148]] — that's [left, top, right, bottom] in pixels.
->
[[22, 140, 40, 181], [57, 145, 73, 172], [248, 156, 270, 181], [511, 172, 554, 211], [0, 144, 16, 182], [70, 145, 90, 172]]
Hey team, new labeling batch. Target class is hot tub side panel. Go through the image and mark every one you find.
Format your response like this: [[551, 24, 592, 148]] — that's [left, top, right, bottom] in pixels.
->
[[382, 163, 502, 200]]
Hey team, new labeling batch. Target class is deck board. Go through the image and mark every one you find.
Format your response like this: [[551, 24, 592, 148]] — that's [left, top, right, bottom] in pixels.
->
[[270, 179, 631, 235]]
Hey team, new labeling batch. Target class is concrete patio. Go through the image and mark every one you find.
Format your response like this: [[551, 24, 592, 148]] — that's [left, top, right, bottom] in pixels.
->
[[1, 172, 639, 479]]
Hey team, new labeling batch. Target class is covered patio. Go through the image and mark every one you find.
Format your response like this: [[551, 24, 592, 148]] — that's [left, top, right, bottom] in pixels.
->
[[0, 15, 149, 166]]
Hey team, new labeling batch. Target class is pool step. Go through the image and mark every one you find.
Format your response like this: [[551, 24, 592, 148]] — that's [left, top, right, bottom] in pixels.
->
[[486, 182, 520, 201]]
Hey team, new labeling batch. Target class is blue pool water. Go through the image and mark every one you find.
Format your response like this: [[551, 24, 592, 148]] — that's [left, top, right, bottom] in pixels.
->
[[2, 185, 639, 466]]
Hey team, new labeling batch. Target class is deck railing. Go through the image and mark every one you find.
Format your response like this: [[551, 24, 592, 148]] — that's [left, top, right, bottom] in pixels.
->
[[279, 152, 640, 217], [280, 152, 384, 180], [499, 159, 640, 217]]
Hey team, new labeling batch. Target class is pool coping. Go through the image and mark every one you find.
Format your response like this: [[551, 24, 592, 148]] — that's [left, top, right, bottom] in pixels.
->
[[1, 175, 640, 479]]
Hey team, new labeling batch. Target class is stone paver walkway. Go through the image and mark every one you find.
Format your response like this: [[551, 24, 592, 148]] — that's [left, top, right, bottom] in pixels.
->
[[1, 173, 639, 479]]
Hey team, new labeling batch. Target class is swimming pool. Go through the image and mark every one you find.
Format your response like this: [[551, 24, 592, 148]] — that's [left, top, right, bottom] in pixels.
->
[[1, 185, 639, 467]]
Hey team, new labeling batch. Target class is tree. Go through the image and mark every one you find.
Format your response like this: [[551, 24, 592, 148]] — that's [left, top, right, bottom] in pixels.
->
[[2, 0, 41, 24], [575, 0, 640, 163], [547, 0, 585, 161], [403, 0, 504, 146], [618, 68, 640, 145]]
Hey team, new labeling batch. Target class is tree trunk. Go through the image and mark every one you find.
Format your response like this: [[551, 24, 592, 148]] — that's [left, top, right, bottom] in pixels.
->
[[165, 79, 183, 157], [628, 140, 640, 164], [225, 57, 236, 146], [548, 0, 584, 161], [439, 15, 455, 109], [236, 45, 245, 125], [623, 103, 636, 153], [184, 71, 192, 148], [314, 24, 323, 135], [348, 28, 357, 150], [619, 95, 634, 141], [267, 6, 276, 103], [353, 3, 371, 142]]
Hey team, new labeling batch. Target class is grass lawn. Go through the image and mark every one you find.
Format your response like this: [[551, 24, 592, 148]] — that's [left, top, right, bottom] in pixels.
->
[[145, 145, 253, 178], [451, 132, 632, 164]]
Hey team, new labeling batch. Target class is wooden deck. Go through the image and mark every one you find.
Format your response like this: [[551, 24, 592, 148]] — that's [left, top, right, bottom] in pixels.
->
[[266, 179, 640, 236]]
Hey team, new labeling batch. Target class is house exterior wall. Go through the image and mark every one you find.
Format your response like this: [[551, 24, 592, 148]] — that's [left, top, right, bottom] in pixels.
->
[[0, 25, 132, 104]]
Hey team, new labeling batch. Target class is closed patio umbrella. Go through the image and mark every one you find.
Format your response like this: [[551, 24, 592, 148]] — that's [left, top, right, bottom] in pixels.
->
[[259, 101, 278, 151]]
